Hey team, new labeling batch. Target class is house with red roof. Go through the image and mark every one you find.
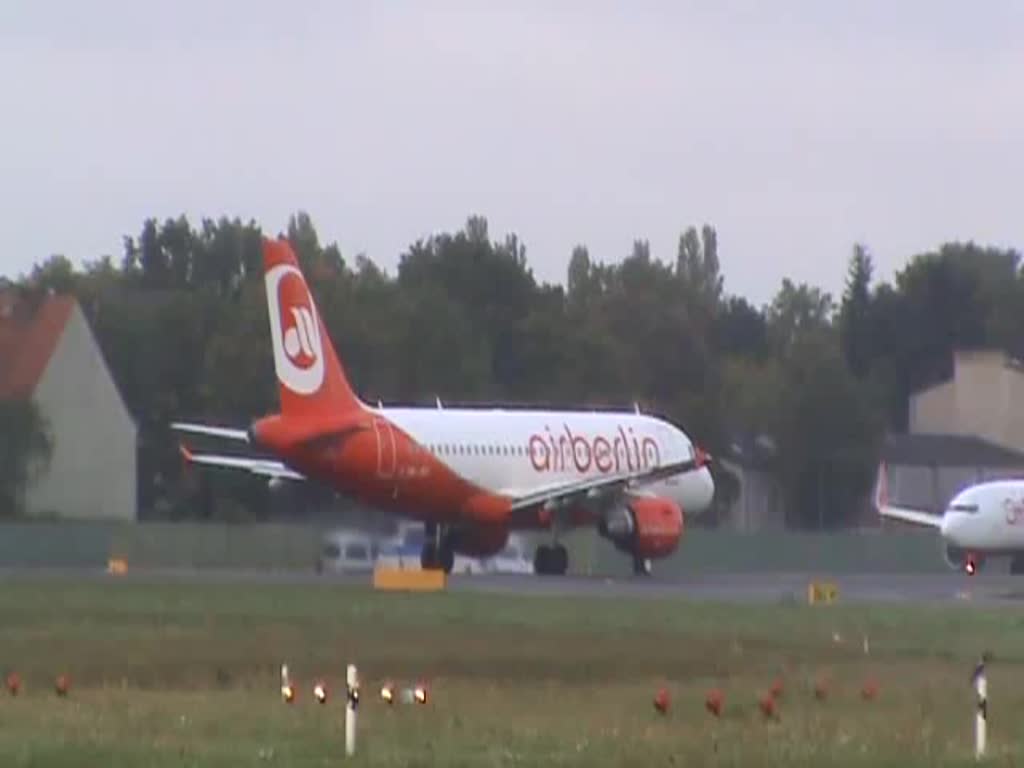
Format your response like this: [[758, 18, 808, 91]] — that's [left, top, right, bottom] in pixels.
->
[[0, 288, 136, 519]]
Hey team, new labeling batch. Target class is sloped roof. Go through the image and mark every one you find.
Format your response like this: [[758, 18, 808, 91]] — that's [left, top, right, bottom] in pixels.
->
[[0, 292, 75, 399], [882, 433, 1024, 468]]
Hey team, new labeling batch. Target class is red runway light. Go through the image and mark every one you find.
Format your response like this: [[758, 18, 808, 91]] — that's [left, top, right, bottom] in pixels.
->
[[861, 678, 879, 700], [759, 693, 777, 720], [653, 687, 670, 715], [6, 672, 20, 696], [769, 678, 784, 700], [55, 674, 70, 697], [705, 689, 723, 717]]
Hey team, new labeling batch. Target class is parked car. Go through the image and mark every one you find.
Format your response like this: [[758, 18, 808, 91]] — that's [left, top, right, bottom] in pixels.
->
[[317, 530, 378, 573]]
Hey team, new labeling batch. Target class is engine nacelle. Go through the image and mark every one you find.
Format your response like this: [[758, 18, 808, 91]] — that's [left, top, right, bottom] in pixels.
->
[[943, 544, 983, 575], [446, 525, 509, 558], [599, 496, 684, 559]]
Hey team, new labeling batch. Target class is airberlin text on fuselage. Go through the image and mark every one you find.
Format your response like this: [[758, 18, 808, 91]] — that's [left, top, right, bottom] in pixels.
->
[[529, 424, 660, 474]]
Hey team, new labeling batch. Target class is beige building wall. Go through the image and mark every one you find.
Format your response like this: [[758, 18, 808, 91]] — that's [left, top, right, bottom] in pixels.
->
[[719, 460, 785, 532], [25, 304, 137, 520], [911, 350, 1024, 454]]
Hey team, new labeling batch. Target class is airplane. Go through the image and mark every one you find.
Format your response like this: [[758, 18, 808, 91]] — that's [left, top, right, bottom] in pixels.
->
[[875, 462, 1024, 575], [171, 237, 715, 576]]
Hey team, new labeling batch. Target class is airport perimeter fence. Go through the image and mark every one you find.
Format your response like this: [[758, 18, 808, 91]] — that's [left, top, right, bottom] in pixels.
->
[[0, 521, 950, 575]]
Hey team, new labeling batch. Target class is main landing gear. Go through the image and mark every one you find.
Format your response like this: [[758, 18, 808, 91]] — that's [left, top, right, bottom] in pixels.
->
[[420, 523, 455, 574], [632, 555, 652, 576], [534, 543, 568, 576]]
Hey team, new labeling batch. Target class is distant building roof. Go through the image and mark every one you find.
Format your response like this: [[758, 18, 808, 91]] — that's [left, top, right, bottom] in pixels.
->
[[0, 290, 75, 399], [882, 433, 1024, 468]]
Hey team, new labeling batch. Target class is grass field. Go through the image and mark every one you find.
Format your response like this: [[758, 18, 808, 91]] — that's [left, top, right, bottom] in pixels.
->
[[2, 579, 1024, 766]]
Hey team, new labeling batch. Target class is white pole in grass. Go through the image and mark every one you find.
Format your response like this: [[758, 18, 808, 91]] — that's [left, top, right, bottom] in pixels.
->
[[345, 664, 359, 757], [973, 654, 988, 760]]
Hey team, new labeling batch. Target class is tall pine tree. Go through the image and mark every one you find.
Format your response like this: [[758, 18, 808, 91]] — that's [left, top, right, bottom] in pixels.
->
[[839, 244, 874, 378]]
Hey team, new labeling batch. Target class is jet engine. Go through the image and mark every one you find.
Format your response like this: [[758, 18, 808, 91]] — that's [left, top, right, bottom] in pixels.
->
[[446, 524, 509, 558], [598, 496, 684, 560], [943, 543, 983, 575]]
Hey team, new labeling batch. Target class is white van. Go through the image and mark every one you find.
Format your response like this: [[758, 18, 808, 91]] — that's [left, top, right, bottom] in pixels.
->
[[316, 530, 377, 573]]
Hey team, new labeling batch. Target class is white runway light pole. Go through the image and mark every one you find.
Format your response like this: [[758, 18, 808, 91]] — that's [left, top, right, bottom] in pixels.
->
[[345, 664, 359, 757], [973, 654, 989, 760]]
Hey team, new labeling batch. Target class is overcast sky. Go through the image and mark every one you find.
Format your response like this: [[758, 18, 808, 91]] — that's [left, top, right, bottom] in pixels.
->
[[1, 1, 1022, 305]]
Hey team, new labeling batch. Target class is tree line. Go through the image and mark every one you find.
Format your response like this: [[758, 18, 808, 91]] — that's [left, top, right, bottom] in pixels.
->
[[4, 212, 1022, 527]]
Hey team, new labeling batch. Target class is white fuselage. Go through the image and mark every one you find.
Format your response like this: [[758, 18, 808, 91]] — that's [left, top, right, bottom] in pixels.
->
[[941, 481, 1024, 552], [375, 406, 716, 514]]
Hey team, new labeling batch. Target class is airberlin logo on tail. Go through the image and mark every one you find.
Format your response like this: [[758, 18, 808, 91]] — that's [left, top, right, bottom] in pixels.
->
[[265, 264, 325, 395], [528, 424, 660, 474]]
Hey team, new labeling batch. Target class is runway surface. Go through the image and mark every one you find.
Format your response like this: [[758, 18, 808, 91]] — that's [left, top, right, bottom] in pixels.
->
[[4, 567, 1024, 605]]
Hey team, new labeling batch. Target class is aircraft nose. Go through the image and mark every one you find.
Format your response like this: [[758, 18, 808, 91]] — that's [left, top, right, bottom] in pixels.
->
[[695, 467, 715, 512], [940, 513, 962, 546]]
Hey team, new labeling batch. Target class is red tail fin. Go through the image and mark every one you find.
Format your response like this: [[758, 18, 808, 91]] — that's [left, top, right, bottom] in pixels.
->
[[263, 237, 363, 423]]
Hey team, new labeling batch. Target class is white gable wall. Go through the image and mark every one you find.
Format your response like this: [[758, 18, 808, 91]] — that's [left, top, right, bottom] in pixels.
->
[[25, 304, 137, 520]]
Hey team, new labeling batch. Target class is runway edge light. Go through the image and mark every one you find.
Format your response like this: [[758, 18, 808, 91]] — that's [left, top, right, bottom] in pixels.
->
[[313, 679, 328, 704], [345, 664, 359, 757], [5, 672, 20, 697], [414, 681, 429, 705], [281, 664, 295, 704]]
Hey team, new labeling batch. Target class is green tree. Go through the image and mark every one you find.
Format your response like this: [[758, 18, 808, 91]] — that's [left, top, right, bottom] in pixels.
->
[[0, 400, 53, 516], [839, 244, 873, 379]]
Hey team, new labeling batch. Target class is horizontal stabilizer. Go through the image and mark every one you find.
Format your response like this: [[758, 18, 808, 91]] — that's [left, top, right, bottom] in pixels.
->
[[171, 422, 250, 442], [179, 444, 304, 480]]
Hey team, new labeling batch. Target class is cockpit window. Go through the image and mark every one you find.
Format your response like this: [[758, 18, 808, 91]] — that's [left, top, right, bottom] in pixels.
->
[[949, 503, 979, 514]]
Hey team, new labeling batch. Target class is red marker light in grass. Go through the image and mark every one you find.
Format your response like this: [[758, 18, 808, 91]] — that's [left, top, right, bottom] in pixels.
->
[[861, 678, 879, 700], [6, 672, 20, 696], [54, 674, 70, 697], [770, 678, 784, 699], [653, 687, 670, 715], [759, 693, 777, 720], [313, 680, 328, 704], [705, 689, 723, 717]]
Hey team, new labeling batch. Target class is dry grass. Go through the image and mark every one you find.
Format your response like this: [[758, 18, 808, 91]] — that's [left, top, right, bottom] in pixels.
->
[[1, 580, 1023, 766]]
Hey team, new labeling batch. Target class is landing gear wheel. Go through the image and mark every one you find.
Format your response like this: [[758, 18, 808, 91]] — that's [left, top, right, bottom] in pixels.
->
[[534, 544, 569, 576], [440, 544, 455, 574], [632, 556, 652, 576], [421, 540, 455, 573], [420, 540, 439, 570]]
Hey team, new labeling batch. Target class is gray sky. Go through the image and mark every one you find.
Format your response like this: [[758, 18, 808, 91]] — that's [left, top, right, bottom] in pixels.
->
[[1, 0, 1022, 305]]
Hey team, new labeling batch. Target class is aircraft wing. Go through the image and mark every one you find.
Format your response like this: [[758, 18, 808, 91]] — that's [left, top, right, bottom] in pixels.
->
[[507, 448, 710, 519], [874, 460, 942, 528], [178, 444, 305, 480], [877, 504, 943, 529]]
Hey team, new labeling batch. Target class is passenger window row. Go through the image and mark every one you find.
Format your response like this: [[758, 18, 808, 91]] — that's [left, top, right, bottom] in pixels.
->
[[423, 444, 527, 457]]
